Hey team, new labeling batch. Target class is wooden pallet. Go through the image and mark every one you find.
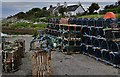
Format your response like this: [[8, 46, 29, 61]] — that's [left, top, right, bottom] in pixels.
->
[[32, 49, 51, 77]]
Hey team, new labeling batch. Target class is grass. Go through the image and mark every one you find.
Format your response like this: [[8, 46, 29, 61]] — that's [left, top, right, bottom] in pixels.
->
[[77, 13, 120, 18], [10, 22, 46, 29], [79, 14, 104, 18]]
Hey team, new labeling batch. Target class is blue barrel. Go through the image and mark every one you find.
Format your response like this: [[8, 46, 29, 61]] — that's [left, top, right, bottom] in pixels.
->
[[96, 18, 105, 27], [88, 18, 96, 26]]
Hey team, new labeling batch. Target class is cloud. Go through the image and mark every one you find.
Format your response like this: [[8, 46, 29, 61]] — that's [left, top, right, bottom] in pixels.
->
[[1, 0, 117, 2]]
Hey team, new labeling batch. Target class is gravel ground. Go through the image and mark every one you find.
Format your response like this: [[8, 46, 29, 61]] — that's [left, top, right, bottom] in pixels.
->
[[1, 36, 119, 76]]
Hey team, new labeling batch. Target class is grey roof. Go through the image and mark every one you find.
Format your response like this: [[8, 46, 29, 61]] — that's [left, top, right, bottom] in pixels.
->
[[48, 3, 85, 12], [54, 5, 63, 11], [67, 5, 79, 11], [48, 7, 56, 12]]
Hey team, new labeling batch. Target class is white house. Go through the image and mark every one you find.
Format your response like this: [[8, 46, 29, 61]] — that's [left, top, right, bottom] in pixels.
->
[[48, 2, 85, 16]]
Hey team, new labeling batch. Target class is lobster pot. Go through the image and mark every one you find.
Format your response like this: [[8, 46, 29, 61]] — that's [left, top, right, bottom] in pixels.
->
[[87, 45, 94, 55], [15, 39, 25, 58], [63, 32, 69, 39], [76, 18, 82, 25], [69, 41, 75, 46], [90, 27, 97, 36], [69, 26, 76, 32], [96, 18, 105, 27], [85, 36, 92, 45], [101, 40, 110, 61], [2, 48, 21, 73], [76, 40, 81, 46], [59, 18, 68, 24], [68, 18, 77, 24], [82, 18, 88, 25], [55, 24, 60, 30], [93, 38, 102, 58], [109, 52, 120, 64], [32, 49, 51, 77], [108, 41, 120, 64], [79, 43, 85, 53], [88, 18, 96, 26], [104, 18, 113, 28], [81, 27, 90, 35], [104, 29, 120, 40], [76, 26, 82, 32], [96, 27, 104, 37], [75, 32, 82, 38]]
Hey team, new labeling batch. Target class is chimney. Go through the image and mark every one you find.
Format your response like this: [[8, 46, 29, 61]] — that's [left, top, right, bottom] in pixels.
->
[[78, 2, 81, 6], [50, 5, 53, 8], [57, 3, 60, 7], [64, 2, 67, 7]]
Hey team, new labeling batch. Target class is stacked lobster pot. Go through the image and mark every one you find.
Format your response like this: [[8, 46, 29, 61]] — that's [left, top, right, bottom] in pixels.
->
[[46, 17, 120, 67], [46, 18, 83, 53], [2, 39, 25, 73], [30, 32, 52, 77], [75, 18, 120, 67]]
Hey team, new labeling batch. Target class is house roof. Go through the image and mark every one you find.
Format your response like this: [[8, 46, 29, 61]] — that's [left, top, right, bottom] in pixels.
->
[[67, 5, 79, 11], [48, 7, 56, 12], [54, 5, 63, 11], [48, 3, 85, 12]]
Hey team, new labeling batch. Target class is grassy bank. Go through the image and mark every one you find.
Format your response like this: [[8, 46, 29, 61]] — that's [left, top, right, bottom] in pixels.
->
[[10, 22, 46, 29], [78, 13, 120, 18]]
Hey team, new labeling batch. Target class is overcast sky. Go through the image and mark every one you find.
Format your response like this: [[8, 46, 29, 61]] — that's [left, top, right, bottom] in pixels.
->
[[1, 0, 117, 2], [1, 0, 117, 18]]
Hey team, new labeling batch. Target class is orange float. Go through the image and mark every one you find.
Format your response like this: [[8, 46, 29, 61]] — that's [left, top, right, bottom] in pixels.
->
[[104, 12, 116, 19]]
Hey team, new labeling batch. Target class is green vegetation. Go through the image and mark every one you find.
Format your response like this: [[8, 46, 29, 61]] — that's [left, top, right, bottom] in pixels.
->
[[78, 14, 103, 18], [7, 7, 50, 21], [10, 22, 46, 29], [88, 3, 100, 14], [77, 13, 120, 18], [102, 6, 120, 13]]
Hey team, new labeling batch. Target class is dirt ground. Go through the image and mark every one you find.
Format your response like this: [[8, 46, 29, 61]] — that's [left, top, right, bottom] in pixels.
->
[[1, 36, 119, 76]]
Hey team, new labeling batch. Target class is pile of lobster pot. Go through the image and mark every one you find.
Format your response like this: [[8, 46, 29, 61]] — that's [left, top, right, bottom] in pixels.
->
[[2, 39, 25, 73], [30, 33, 52, 76], [46, 18, 120, 67]]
